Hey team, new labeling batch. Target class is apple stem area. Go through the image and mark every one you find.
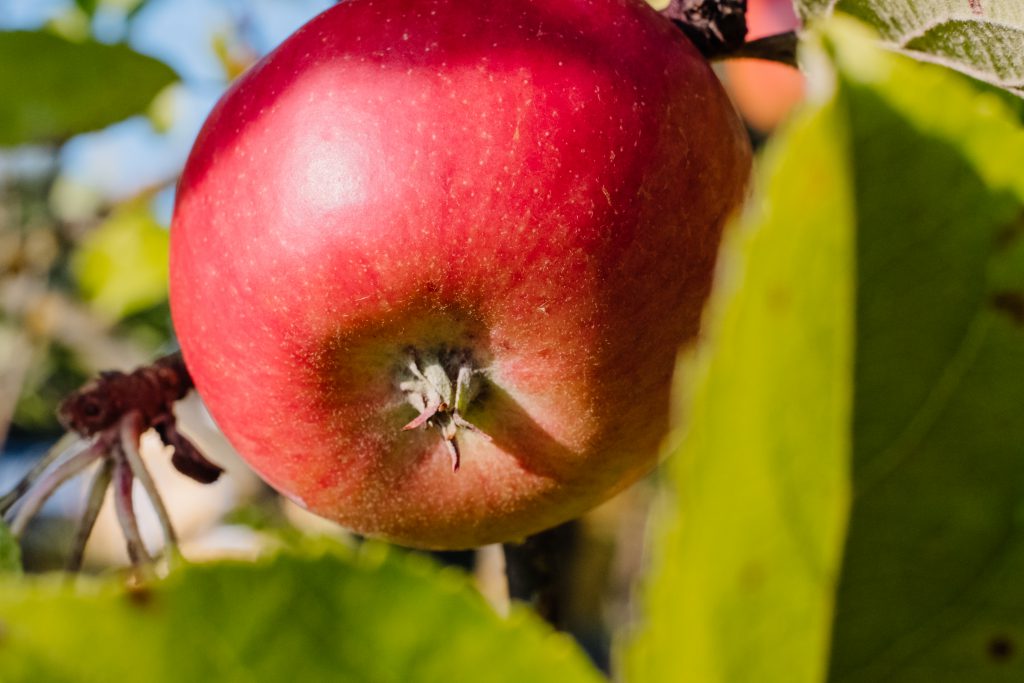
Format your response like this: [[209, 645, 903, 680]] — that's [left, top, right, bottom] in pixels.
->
[[660, 0, 799, 67], [399, 349, 492, 472]]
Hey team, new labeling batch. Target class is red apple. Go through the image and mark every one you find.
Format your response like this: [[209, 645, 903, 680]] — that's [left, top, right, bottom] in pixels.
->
[[169, 0, 750, 549], [724, 0, 804, 132]]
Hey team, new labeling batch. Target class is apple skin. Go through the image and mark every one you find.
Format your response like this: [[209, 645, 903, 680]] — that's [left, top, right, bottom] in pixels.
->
[[169, 0, 751, 549], [723, 0, 804, 132]]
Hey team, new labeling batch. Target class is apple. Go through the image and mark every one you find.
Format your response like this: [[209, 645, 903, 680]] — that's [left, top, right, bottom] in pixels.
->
[[169, 0, 751, 549], [723, 0, 804, 132]]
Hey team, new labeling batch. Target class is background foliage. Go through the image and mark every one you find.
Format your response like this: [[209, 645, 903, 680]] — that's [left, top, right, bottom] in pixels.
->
[[0, 0, 1022, 681]]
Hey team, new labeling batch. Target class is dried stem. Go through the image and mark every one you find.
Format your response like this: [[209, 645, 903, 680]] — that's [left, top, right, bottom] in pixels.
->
[[112, 449, 152, 566], [0, 432, 81, 515], [7, 443, 103, 537], [660, 0, 800, 67], [59, 352, 193, 437], [119, 412, 180, 558], [66, 459, 114, 573], [58, 351, 221, 486], [663, 0, 747, 59], [0, 351, 218, 573]]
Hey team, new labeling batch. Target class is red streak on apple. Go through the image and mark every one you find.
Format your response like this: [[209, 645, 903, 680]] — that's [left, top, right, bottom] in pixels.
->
[[170, 0, 751, 549]]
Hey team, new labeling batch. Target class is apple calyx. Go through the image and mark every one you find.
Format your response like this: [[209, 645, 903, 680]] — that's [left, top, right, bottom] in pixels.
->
[[399, 349, 491, 472]]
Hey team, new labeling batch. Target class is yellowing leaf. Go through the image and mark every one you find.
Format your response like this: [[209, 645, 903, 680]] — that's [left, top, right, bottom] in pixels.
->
[[72, 199, 169, 320]]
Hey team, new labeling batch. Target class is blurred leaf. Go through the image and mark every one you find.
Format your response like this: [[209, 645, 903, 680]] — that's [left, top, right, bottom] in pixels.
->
[[146, 84, 179, 134], [11, 341, 88, 433], [46, 8, 92, 43], [0, 30, 177, 147], [73, 0, 100, 17], [822, 20, 1024, 683], [211, 32, 256, 82], [0, 544, 604, 683], [622, 43, 855, 683], [72, 199, 169, 320], [0, 326, 35, 445], [795, 0, 1024, 97], [0, 520, 22, 575], [123, 0, 151, 23]]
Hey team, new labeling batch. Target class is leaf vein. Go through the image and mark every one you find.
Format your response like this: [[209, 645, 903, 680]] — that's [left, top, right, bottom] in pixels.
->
[[856, 312, 993, 495]]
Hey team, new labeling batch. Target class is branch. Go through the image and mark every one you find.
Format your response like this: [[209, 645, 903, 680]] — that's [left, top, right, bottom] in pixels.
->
[[503, 521, 578, 628], [661, 0, 799, 67], [715, 31, 799, 67]]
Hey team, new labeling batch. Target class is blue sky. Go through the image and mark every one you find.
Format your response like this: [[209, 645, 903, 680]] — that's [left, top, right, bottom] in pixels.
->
[[2, 0, 333, 216]]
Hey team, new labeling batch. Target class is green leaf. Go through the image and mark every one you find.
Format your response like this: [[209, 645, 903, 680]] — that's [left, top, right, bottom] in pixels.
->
[[72, 199, 170, 320], [0, 544, 604, 683], [0, 30, 177, 146], [73, 0, 100, 17], [625, 16, 1024, 683], [0, 520, 22, 576], [622, 54, 856, 683], [820, 20, 1024, 683], [795, 1, 1024, 97]]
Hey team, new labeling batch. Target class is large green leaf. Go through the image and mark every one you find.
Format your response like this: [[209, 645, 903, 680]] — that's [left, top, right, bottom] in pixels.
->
[[622, 52, 856, 683], [624, 16, 1024, 683], [795, 0, 1024, 98], [823, 20, 1024, 683], [0, 30, 177, 146], [0, 543, 603, 683]]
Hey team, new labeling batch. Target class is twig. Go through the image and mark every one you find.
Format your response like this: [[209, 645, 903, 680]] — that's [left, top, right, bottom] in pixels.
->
[[503, 521, 579, 628]]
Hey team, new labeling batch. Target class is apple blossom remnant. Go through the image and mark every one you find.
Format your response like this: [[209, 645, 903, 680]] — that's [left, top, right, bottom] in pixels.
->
[[0, 353, 216, 570]]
